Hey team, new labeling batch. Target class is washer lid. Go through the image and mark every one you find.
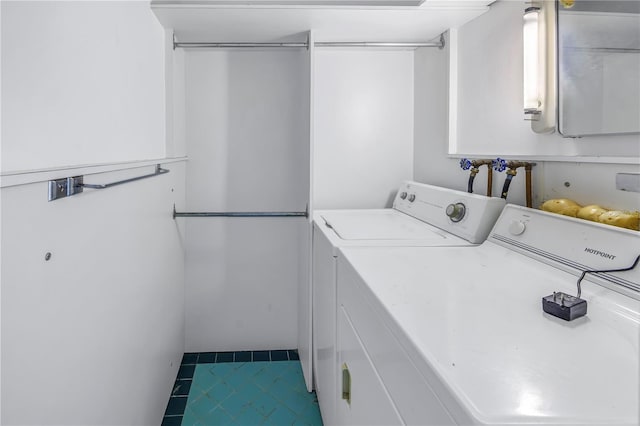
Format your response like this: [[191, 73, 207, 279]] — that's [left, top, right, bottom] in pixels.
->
[[321, 210, 448, 240]]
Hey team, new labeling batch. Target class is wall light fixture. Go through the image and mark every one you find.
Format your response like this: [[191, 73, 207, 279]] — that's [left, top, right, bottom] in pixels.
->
[[523, 1, 556, 133]]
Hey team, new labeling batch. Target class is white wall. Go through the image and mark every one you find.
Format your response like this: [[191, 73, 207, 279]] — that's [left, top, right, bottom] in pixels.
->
[[414, 3, 640, 213], [414, 34, 540, 208], [0, 1, 3, 420], [182, 49, 309, 352], [540, 162, 640, 210], [298, 31, 315, 392], [1, 2, 185, 424], [1, 163, 186, 425], [414, 38, 468, 190], [166, 34, 188, 159], [1, 1, 166, 172], [313, 49, 414, 209]]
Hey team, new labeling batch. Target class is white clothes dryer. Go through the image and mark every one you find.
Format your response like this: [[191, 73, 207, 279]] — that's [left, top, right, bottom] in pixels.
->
[[309, 181, 506, 425]]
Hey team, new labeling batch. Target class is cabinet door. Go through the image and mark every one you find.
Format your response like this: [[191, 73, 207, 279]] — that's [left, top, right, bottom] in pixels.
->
[[336, 306, 403, 426]]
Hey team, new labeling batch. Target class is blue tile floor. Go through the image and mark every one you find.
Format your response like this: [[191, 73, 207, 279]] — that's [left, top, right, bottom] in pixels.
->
[[163, 350, 323, 425]]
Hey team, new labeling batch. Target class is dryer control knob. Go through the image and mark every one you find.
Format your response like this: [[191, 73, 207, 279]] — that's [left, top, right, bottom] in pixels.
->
[[400, 192, 408, 200], [408, 194, 416, 202], [446, 203, 466, 222], [508, 220, 526, 236]]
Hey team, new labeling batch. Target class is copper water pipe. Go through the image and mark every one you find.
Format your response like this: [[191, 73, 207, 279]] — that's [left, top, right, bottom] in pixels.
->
[[506, 161, 534, 208], [461, 159, 494, 196], [500, 160, 535, 207], [470, 159, 493, 197], [524, 163, 533, 208]]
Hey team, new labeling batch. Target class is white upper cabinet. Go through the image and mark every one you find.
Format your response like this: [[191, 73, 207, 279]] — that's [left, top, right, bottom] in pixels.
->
[[151, 0, 491, 42]]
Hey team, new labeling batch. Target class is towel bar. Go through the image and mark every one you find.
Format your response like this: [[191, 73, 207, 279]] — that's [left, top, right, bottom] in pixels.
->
[[48, 164, 170, 201], [81, 165, 169, 189]]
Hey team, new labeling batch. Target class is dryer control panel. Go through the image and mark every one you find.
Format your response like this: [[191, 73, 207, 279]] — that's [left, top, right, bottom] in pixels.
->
[[392, 181, 505, 244]]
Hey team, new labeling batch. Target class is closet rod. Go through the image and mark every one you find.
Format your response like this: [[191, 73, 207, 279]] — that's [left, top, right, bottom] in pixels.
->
[[173, 206, 308, 219], [563, 46, 640, 54], [173, 41, 308, 49], [173, 34, 445, 49], [316, 34, 445, 49]]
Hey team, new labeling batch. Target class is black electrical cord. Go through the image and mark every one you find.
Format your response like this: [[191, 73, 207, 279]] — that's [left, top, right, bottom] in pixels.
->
[[576, 254, 640, 298]]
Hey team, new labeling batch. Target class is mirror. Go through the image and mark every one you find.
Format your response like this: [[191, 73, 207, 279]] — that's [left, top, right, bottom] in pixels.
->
[[557, 0, 640, 137]]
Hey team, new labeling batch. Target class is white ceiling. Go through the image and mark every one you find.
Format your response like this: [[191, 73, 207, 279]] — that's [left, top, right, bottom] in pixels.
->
[[152, 1, 491, 43]]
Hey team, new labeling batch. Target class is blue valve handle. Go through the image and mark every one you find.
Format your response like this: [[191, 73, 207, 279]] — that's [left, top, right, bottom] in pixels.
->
[[492, 157, 507, 172], [460, 158, 472, 170]]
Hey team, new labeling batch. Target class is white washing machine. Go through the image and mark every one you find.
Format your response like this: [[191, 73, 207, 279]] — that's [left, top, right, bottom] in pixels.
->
[[337, 205, 639, 425], [310, 181, 506, 425]]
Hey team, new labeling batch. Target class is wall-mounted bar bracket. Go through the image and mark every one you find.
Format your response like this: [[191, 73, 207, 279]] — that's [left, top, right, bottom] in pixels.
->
[[48, 178, 68, 201], [48, 176, 83, 201]]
